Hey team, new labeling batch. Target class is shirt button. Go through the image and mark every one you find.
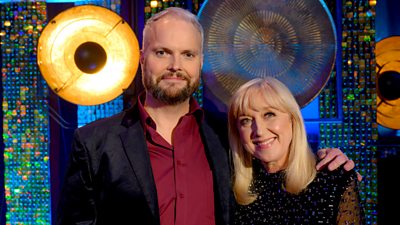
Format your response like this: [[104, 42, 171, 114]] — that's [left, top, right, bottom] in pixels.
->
[[177, 160, 184, 166], [179, 193, 184, 198]]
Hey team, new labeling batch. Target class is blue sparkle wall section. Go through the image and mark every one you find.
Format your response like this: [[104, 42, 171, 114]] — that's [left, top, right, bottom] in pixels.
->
[[319, 0, 377, 224], [1, 1, 51, 224]]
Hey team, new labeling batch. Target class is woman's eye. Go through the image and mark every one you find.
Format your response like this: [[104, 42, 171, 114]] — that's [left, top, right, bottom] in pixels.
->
[[264, 112, 275, 118], [239, 118, 252, 126]]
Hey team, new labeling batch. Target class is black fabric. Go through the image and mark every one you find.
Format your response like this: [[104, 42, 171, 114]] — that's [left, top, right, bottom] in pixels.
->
[[56, 104, 233, 225], [234, 161, 364, 225]]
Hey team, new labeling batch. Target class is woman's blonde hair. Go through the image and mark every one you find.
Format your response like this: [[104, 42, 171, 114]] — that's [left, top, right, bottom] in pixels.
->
[[228, 77, 316, 205]]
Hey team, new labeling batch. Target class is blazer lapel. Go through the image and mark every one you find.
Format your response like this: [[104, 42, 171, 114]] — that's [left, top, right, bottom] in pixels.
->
[[201, 122, 232, 225], [119, 118, 159, 223]]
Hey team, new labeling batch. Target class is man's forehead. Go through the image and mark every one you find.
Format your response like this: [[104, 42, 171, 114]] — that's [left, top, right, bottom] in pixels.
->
[[150, 20, 201, 41], [152, 16, 193, 29]]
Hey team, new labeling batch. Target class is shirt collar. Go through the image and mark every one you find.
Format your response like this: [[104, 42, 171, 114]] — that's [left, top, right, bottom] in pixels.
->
[[137, 92, 204, 129]]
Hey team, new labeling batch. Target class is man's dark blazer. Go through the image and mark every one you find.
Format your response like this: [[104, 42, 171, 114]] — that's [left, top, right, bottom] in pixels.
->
[[56, 103, 233, 225]]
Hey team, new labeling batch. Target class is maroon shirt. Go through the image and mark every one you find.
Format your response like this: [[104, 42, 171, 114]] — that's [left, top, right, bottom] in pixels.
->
[[138, 96, 216, 225]]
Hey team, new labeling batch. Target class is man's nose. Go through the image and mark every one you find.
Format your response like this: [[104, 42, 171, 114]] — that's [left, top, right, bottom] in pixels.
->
[[168, 55, 181, 71]]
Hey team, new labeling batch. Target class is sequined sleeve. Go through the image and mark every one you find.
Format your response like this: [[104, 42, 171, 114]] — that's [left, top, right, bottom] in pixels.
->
[[336, 177, 364, 224]]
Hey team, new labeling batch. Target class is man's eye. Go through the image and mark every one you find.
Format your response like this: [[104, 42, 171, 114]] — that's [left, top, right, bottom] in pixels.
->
[[184, 53, 194, 58], [156, 51, 166, 56]]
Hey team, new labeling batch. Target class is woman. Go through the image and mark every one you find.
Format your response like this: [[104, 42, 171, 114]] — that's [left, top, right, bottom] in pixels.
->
[[228, 77, 364, 224]]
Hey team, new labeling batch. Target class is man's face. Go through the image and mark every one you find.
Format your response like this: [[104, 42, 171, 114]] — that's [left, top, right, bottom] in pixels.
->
[[140, 17, 203, 105]]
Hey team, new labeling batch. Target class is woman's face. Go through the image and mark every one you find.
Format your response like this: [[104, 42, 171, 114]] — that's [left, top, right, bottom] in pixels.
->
[[237, 93, 293, 173]]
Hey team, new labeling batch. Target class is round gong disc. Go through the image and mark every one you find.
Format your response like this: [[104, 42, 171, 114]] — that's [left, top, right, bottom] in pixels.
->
[[198, 0, 337, 109]]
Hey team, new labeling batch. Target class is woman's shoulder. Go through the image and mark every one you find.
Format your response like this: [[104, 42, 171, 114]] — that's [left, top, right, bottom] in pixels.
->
[[314, 166, 358, 188]]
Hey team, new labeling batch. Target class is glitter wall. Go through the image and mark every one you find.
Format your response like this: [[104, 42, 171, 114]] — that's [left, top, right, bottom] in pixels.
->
[[1, 1, 51, 224], [319, 0, 377, 224]]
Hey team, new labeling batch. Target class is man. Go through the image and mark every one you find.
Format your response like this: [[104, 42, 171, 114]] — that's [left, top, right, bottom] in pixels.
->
[[57, 7, 355, 225]]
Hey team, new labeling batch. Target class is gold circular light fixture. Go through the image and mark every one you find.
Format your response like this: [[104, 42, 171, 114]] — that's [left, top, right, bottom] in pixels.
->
[[37, 5, 140, 105], [376, 36, 400, 129]]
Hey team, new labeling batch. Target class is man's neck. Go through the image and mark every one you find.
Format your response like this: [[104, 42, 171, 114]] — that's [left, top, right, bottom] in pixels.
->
[[143, 93, 191, 144]]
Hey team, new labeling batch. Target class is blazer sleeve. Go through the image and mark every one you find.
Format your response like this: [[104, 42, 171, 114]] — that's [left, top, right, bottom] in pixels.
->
[[56, 129, 97, 225]]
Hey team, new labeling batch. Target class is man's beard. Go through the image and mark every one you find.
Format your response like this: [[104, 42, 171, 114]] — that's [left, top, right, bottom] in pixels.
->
[[144, 71, 200, 105]]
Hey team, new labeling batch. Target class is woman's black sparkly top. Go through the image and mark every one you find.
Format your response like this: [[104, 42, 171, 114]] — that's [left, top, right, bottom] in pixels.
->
[[234, 161, 364, 224]]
